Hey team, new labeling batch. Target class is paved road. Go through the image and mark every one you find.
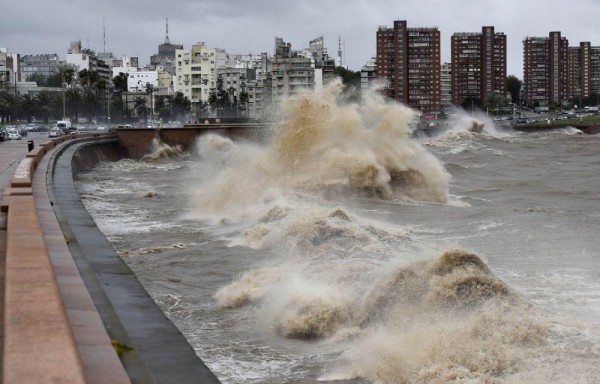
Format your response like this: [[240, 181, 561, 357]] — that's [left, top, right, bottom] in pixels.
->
[[0, 134, 37, 191]]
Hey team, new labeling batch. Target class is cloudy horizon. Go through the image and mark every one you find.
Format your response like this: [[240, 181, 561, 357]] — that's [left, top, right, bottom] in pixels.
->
[[3, 0, 600, 78]]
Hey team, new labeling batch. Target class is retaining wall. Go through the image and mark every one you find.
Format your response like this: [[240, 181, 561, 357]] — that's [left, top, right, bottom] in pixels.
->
[[2, 132, 221, 383]]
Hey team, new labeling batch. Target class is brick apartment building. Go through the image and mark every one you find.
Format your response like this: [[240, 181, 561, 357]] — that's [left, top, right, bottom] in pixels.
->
[[568, 42, 600, 102], [376, 20, 441, 115], [450, 26, 507, 106], [523, 32, 569, 107]]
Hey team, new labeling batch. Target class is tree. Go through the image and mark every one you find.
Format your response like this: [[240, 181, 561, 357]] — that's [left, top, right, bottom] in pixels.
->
[[113, 72, 130, 120], [334, 66, 361, 87], [154, 95, 170, 120], [35, 92, 54, 123], [582, 92, 600, 107], [26, 73, 47, 86], [0, 92, 17, 123], [507, 75, 522, 104], [134, 96, 148, 120], [460, 97, 482, 113], [171, 92, 191, 120], [20, 94, 37, 123], [484, 93, 511, 115], [208, 76, 233, 117], [62, 67, 76, 88], [238, 91, 249, 117], [46, 72, 63, 88], [145, 83, 155, 124], [77, 69, 103, 122], [334, 66, 361, 102], [65, 88, 83, 121]]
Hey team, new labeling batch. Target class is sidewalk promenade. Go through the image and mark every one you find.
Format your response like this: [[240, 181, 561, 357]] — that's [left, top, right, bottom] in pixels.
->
[[0, 136, 130, 384], [1, 134, 221, 384], [0, 140, 27, 382]]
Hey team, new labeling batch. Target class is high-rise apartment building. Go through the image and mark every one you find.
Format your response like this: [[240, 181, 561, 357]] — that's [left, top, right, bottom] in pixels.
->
[[568, 42, 600, 102], [307, 37, 337, 86], [440, 62, 452, 112], [451, 26, 507, 105], [523, 32, 569, 107], [360, 57, 378, 98], [569, 46, 582, 100], [376, 20, 441, 114], [271, 37, 315, 99], [175, 42, 227, 109]]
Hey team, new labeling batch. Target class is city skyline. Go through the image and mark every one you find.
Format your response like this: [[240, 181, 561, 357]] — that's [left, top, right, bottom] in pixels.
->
[[3, 0, 600, 78]]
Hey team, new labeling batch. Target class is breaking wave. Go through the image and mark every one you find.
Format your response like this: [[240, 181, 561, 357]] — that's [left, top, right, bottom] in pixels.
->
[[189, 80, 450, 219], [184, 81, 600, 383], [215, 212, 559, 382], [142, 138, 185, 161]]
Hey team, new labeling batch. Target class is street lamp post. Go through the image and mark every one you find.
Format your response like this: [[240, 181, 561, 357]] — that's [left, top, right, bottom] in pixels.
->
[[107, 85, 113, 128], [61, 68, 66, 120], [145, 82, 154, 127], [125, 73, 130, 122]]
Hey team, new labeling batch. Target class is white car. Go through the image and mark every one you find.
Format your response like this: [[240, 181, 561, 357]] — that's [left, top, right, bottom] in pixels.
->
[[49, 129, 63, 138], [7, 131, 22, 140]]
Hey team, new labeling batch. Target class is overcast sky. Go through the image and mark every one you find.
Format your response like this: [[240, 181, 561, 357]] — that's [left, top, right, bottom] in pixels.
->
[[3, 0, 600, 78]]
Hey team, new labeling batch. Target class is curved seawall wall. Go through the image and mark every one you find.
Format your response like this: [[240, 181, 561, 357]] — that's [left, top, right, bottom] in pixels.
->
[[51, 138, 221, 383], [1, 133, 221, 383]]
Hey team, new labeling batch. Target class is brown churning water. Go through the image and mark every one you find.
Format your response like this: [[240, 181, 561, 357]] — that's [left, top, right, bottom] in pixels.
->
[[77, 81, 600, 383]]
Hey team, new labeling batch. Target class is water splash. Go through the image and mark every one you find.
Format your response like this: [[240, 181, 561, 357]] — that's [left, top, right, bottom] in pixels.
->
[[190, 80, 451, 219], [142, 138, 184, 161], [188, 82, 600, 383]]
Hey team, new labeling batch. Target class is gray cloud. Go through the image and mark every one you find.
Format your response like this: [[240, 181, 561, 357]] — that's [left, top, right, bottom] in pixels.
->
[[3, 0, 600, 78]]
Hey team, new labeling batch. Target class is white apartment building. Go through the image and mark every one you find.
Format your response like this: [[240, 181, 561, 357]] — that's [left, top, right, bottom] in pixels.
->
[[360, 57, 378, 97], [66, 41, 112, 82], [155, 65, 175, 94], [175, 42, 227, 108], [441, 62, 452, 113], [246, 53, 271, 119], [271, 38, 315, 99], [216, 67, 254, 111], [111, 69, 159, 93], [128, 71, 159, 92], [1, 48, 20, 85]]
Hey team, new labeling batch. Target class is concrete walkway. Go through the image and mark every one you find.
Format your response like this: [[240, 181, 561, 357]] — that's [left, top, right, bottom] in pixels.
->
[[1, 135, 221, 383], [50, 140, 220, 383], [0, 139, 29, 381], [1, 137, 130, 383]]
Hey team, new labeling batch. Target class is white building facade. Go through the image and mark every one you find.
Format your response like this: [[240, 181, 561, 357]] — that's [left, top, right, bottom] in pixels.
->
[[360, 57, 378, 97], [175, 42, 227, 108]]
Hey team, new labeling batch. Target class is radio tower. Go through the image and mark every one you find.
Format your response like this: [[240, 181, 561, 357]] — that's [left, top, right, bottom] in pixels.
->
[[165, 18, 170, 44], [103, 19, 106, 53], [337, 36, 343, 67]]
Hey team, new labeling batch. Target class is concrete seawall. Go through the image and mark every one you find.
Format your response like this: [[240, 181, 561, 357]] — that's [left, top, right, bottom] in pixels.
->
[[115, 124, 270, 158], [1, 134, 221, 383]]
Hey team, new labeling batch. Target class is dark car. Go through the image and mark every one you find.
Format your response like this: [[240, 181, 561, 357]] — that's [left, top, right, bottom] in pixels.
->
[[0, 129, 7, 142]]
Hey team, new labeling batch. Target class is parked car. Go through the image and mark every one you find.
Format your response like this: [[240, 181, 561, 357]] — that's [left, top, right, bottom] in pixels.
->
[[8, 131, 22, 140]]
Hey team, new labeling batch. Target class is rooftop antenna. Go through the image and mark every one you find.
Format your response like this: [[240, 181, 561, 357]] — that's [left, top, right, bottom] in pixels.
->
[[338, 36, 343, 67], [165, 18, 170, 44], [103, 19, 106, 53]]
